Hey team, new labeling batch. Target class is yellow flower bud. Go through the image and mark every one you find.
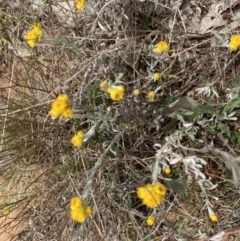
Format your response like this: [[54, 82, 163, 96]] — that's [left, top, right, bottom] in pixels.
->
[[154, 41, 170, 54], [164, 167, 171, 174], [133, 89, 140, 96], [153, 73, 161, 81], [146, 215, 156, 226], [147, 91, 155, 101], [100, 81, 108, 91], [62, 108, 73, 119], [210, 214, 218, 222], [75, 0, 85, 10]]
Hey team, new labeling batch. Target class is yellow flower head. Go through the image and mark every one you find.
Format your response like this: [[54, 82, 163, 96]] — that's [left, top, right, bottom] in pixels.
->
[[57, 94, 69, 102], [26, 29, 37, 41], [71, 132, 84, 147], [147, 91, 155, 101], [51, 99, 68, 114], [229, 35, 240, 51], [27, 40, 36, 48], [210, 214, 218, 222], [49, 108, 61, 119], [154, 41, 170, 54], [133, 89, 140, 96], [33, 27, 43, 42], [153, 72, 161, 81], [100, 81, 109, 91], [62, 108, 73, 118], [26, 22, 43, 48], [26, 31, 38, 48], [50, 94, 72, 119], [70, 197, 92, 223], [75, 0, 85, 10], [164, 167, 171, 174], [70, 197, 84, 209], [137, 183, 166, 208], [107, 85, 125, 101], [146, 215, 156, 226]]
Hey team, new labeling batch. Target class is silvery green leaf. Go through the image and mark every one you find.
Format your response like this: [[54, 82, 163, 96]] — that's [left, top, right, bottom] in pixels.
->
[[186, 174, 193, 184], [196, 158, 207, 166], [154, 85, 162, 93], [162, 97, 200, 118], [209, 231, 225, 241], [169, 154, 183, 165], [195, 163, 204, 168], [152, 159, 161, 183], [177, 114, 186, 123], [229, 116, 238, 120], [201, 202, 207, 211], [150, 59, 158, 70], [166, 180, 185, 193], [113, 80, 125, 85], [83, 124, 97, 142], [102, 141, 110, 148], [203, 180, 218, 190], [228, 111, 236, 117], [110, 145, 117, 156], [188, 133, 195, 141], [72, 114, 83, 118], [195, 169, 206, 180], [167, 74, 179, 79], [183, 123, 193, 128], [208, 195, 219, 200], [115, 73, 124, 82], [212, 31, 229, 48]]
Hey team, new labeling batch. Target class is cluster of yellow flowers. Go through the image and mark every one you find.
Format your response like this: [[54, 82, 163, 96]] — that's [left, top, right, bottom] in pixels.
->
[[70, 197, 92, 223], [133, 89, 156, 101], [75, 0, 85, 10], [71, 131, 84, 147], [25, 1, 84, 48], [107, 85, 125, 101], [26, 22, 43, 48], [101, 83, 156, 101], [153, 35, 240, 53], [229, 35, 240, 51], [154, 41, 170, 54], [137, 182, 166, 208], [100, 81, 125, 101], [154, 36, 240, 54], [49, 94, 73, 119]]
